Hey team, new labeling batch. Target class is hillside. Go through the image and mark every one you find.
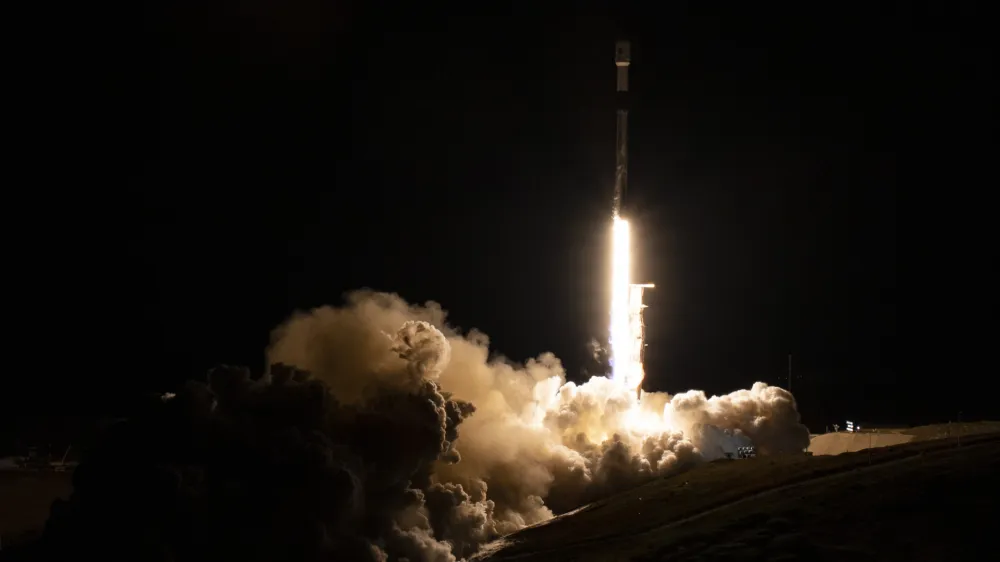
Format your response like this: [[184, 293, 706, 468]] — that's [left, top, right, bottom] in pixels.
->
[[477, 431, 1000, 561], [808, 420, 1000, 455], [3, 427, 997, 559], [0, 470, 73, 546]]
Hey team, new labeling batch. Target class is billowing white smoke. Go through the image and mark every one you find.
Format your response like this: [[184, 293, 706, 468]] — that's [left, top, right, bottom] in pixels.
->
[[266, 290, 810, 560], [387, 320, 452, 381]]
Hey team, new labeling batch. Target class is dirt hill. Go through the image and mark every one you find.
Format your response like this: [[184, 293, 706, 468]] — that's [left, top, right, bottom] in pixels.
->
[[808, 421, 1000, 455], [476, 431, 1000, 561]]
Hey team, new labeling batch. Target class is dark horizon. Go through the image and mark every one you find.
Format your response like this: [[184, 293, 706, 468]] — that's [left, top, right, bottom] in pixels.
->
[[4, 4, 996, 449]]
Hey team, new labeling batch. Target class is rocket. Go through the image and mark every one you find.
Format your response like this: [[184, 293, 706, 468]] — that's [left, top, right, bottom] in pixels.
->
[[612, 41, 651, 401], [613, 40, 630, 217]]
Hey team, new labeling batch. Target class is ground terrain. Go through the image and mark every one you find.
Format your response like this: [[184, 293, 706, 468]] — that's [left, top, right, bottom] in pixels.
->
[[2, 422, 997, 558], [808, 420, 1000, 455], [0, 470, 72, 547], [476, 428, 1000, 561]]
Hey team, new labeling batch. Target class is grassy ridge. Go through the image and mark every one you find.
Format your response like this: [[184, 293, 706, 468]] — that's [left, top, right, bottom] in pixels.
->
[[484, 431, 1000, 560]]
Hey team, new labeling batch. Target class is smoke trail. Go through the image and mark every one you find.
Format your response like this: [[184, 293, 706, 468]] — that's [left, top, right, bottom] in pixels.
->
[[38, 291, 809, 562]]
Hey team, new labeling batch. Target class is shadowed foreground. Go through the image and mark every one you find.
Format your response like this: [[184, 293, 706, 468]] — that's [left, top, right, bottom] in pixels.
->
[[0, 470, 73, 547], [478, 432, 1000, 561]]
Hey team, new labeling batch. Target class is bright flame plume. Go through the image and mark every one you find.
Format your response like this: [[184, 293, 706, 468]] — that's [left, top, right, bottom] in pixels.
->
[[610, 215, 653, 396]]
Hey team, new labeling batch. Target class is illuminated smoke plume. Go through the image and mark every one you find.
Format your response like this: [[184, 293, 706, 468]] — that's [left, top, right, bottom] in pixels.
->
[[38, 291, 809, 562], [268, 292, 809, 553]]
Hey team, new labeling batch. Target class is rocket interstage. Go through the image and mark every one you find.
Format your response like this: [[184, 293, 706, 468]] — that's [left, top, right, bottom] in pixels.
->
[[608, 40, 652, 400]]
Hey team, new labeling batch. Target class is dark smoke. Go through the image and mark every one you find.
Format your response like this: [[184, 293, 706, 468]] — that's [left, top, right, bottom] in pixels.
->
[[32, 346, 476, 561]]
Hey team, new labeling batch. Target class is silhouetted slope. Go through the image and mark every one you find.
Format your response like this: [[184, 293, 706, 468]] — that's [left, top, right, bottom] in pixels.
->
[[478, 432, 1000, 561]]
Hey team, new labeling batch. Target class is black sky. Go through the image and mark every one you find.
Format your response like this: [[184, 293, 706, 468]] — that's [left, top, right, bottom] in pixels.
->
[[7, 3, 997, 443]]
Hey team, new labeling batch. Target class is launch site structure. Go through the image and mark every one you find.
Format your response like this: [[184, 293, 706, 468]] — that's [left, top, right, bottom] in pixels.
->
[[613, 40, 654, 400]]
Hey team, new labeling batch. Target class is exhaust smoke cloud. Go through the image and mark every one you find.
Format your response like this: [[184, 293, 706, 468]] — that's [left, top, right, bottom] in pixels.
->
[[42, 291, 809, 562]]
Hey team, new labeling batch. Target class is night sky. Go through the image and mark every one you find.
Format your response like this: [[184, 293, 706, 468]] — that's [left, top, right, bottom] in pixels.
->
[[6, 4, 996, 445]]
